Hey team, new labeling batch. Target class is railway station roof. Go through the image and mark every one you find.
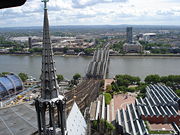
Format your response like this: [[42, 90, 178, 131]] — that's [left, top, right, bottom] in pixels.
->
[[0, 73, 23, 94]]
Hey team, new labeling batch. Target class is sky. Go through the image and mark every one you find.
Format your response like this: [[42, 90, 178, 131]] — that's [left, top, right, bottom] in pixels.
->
[[0, 0, 180, 27]]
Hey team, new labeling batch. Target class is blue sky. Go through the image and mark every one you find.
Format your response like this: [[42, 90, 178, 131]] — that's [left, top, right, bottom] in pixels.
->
[[0, 0, 180, 27]]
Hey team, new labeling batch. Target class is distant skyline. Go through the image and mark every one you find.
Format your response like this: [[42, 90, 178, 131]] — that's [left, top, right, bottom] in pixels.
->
[[0, 0, 180, 27]]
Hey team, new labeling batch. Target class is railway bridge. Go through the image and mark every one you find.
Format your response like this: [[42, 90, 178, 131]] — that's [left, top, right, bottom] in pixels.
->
[[86, 43, 110, 79], [65, 43, 110, 113]]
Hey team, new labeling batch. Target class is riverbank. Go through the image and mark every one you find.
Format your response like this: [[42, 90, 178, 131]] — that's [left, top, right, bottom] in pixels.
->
[[110, 53, 180, 57], [1, 52, 180, 57], [0, 52, 92, 56]]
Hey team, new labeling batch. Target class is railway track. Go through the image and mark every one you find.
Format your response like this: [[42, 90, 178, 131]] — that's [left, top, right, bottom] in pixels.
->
[[65, 79, 100, 113]]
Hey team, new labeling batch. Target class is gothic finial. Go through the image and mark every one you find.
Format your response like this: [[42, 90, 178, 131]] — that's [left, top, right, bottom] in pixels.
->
[[41, 0, 49, 9]]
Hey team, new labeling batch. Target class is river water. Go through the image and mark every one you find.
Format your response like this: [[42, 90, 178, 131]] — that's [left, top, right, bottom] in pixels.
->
[[0, 55, 180, 81]]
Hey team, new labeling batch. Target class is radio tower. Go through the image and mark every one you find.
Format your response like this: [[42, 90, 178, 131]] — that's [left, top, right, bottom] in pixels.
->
[[35, 0, 67, 134]]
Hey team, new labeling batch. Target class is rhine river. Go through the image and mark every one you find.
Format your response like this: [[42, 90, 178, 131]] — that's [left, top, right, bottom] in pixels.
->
[[0, 55, 180, 81]]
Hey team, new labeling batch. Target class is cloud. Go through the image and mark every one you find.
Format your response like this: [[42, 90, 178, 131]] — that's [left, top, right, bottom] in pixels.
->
[[72, 0, 128, 8], [0, 0, 180, 27], [156, 10, 174, 16]]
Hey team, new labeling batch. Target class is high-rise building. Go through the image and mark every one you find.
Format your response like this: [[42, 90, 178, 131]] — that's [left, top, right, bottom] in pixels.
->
[[28, 37, 32, 49], [123, 27, 143, 53], [126, 27, 133, 43], [35, 0, 67, 134]]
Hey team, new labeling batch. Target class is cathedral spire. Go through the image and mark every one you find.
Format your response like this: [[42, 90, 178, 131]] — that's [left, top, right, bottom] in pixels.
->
[[35, 1, 67, 135], [41, 0, 59, 99]]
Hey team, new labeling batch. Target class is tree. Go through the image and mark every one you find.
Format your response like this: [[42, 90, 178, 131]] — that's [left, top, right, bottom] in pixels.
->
[[18, 72, 28, 82], [83, 48, 95, 55], [121, 80, 130, 87], [104, 120, 115, 132], [71, 73, 81, 86], [127, 87, 136, 92], [29, 48, 42, 53], [104, 93, 112, 105], [57, 74, 64, 83], [111, 81, 119, 92], [111, 41, 124, 52], [168, 75, 180, 83], [160, 76, 169, 83], [138, 84, 147, 93], [119, 86, 128, 93], [106, 85, 112, 92], [92, 119, 115, 134], [132, 76, 141, 85], [63, 47, 68, 53], [70, 79, 77, 86], [74, 48, 82, 53], [101, 119, 115, 134], [166, 81, 173, 87], [115, 74, 140, 86], [73, 73, 81, 80], [175, 89, 180, 97], [100, 80, 105, 87], [144, 74, 160, 84], [0, 72, 10, 77]]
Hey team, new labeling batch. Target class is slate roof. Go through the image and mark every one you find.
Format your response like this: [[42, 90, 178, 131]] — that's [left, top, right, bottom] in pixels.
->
[[67, 102, 87, 135]]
